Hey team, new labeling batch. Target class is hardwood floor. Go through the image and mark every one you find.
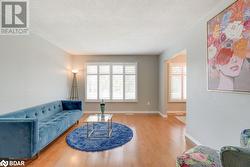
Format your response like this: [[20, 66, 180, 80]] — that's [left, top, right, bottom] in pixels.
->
[[175, 116, 186, 124], [26, 114, 192, 167]]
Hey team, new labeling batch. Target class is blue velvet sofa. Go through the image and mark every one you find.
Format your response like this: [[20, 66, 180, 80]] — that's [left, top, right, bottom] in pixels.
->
[[0, 100, 83, 159]]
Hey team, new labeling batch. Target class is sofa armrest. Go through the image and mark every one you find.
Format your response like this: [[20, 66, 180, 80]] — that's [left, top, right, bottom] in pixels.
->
[[221, 146, 250, 167], [62, 100, 82, 110], [0, 118, 39, 159]]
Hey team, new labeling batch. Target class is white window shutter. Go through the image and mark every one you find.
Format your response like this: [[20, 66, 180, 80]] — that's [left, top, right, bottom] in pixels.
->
[[86, 63, 137, 101], [169, 63, 186, 102]]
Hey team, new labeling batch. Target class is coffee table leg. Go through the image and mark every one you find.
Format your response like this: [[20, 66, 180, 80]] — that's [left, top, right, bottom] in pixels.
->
[[107, 121, 109, 136], [87, 122, 89, 138], [108, 118, 112, 137], [92, 122, 94, 136], [111, 118, 112, 129]]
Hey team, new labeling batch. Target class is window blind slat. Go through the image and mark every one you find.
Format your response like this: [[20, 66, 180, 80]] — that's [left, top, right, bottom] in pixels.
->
[[87, 65, 98, 74], [99, 65, 110, 74], [125, 75, 136, 99], [125, 65, 136, 74], [87, 75, 97, 99], [112, 65, 123, 74], [99, 75, 110, 99], [112, 75, 123, 100]]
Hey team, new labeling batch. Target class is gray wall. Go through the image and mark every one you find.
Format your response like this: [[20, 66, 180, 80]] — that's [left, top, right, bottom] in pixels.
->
[[71, 55, 159, 112], [159, 0, 250, 149], [0, 34, 71, 114]]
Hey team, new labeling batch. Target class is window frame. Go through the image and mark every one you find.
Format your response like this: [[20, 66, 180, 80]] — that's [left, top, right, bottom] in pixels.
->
[[85, 62, 138, 103], [168, 63, 186, 103]]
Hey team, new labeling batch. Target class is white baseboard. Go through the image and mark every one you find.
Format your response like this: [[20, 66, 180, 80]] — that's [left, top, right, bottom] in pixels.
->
[[185, 133, 201, 146], [84, 110, 167, 118], [84, 111, 159, 114], [158, 112, 167, 118], [167, 111, 186, 113]]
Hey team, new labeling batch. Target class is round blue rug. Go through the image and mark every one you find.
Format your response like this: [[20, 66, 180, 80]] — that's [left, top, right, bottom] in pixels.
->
[[66, 122, 133, 152]]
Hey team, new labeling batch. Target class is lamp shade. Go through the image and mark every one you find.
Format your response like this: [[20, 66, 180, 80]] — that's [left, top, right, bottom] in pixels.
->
[[72, 69, 79, 74]]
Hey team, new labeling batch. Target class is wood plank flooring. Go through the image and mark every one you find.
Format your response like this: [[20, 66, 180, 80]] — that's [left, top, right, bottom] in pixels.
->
[[26, 114, 192, 167]]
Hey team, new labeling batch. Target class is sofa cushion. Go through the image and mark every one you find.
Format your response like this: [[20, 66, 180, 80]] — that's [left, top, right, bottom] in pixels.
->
[[25, 101, 63, 120], [0, 101, 63, 120], [38, 110, 82, 150], [62, 101, 82, 110], [176, 146, 222, 167]]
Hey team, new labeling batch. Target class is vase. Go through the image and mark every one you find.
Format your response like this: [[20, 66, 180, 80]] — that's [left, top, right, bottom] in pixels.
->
[[100, 103, 105, 115]]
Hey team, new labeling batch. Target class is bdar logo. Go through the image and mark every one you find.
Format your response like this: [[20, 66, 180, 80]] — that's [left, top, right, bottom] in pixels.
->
[[0, 160, 8, 167]]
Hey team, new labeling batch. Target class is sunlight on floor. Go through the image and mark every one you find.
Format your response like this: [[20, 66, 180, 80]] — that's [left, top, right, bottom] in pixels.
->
[[175, 116, 186, 124]]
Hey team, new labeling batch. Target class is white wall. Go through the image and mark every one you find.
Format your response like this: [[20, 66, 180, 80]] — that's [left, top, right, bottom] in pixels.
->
[[0, 34, 71, 114], [159, 0, 250, 149]]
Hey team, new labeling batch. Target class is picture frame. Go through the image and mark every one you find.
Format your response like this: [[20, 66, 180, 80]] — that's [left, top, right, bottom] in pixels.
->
[[207, 0, 250, 93]]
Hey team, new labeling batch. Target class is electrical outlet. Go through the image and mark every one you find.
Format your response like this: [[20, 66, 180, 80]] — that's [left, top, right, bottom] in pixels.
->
[[147, 101, 151, 105]]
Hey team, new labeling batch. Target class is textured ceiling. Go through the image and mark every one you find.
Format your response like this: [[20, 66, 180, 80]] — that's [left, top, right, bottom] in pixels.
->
[[31, 0, 222, 55]]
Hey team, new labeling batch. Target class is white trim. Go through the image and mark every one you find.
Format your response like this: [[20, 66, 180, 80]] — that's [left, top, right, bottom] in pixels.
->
[[185, 133, 202, 146], [168, 100, 186, 103], [84, 110, 159, 114], [158, 112, 167, 118], [84, 111, 168, 119], [167, 110, 186, 114]]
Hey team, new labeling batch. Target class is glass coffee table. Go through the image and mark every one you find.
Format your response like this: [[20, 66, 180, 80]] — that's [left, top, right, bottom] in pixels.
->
[[85, 114, 113, 138]]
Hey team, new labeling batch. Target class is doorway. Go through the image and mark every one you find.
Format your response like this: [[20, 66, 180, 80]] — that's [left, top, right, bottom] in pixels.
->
[[164, 50, 187, 123]]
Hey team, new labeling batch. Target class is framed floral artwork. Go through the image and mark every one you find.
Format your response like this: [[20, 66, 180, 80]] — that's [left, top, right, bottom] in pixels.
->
[[207, 0, 250, 93]]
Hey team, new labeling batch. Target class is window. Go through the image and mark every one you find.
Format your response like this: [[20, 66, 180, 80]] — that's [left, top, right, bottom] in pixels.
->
[[86, 63, 137, 102], [168, 63, 186, 102]]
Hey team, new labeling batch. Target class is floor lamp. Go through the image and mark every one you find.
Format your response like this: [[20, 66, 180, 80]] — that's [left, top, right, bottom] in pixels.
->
[[70, 70, 79, 100]]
